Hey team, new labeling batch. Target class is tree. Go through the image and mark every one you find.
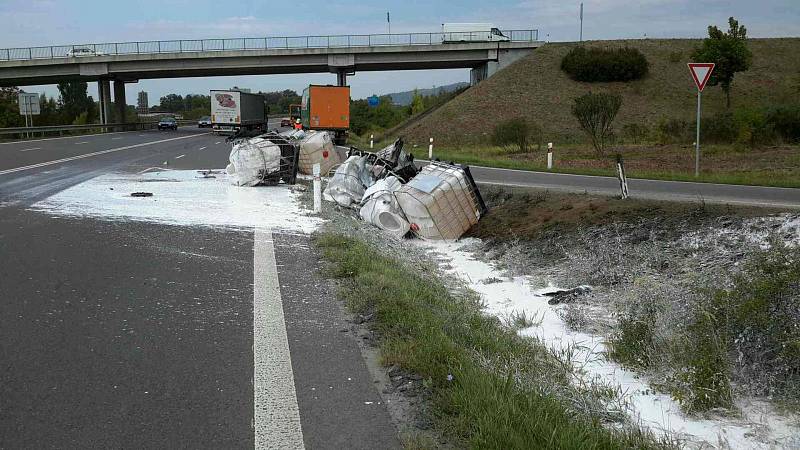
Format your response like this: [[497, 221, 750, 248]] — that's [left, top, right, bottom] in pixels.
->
[[410, 90, 425, 116], [57, 81, 90, 123], [159, 93, 185, 112], [692, 17, 752, 108], [571, 92, 622, 155], [0, 87, 25, 128]]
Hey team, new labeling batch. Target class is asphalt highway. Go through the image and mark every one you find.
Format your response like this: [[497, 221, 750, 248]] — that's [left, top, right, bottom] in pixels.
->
[[0, 125, 400, 449]]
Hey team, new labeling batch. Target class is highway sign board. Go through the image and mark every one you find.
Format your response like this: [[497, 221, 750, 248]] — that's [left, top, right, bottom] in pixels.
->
[[368, 95, 379, 107], [688, 63, 715, 92], [18, 92, 40, 115]]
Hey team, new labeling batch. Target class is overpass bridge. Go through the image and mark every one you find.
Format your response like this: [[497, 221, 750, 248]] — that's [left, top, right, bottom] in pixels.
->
[[0, 30, 542, 124]]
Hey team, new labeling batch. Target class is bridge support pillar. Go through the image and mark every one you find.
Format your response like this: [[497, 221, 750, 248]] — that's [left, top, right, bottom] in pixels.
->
[[98, 80, 112, 126], [336, 70, 347, 87], [113, 80, 127, 131], [470, 47, 533, 86]]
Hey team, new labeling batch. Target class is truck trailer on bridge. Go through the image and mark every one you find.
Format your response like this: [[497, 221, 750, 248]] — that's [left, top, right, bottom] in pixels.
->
[[301, 85, 350, 144], [441, 23, 509, 42], [210, 89, 266, 134]]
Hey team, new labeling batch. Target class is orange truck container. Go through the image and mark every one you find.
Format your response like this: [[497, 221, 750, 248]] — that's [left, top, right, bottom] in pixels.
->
[[300, 85, 350, 130]]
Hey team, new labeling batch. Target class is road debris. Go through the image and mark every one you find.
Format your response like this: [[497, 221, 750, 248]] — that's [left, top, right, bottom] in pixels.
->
[[297, 131, 341, 176], [226, 132, 299, 186], [322, 138, 486, 240]]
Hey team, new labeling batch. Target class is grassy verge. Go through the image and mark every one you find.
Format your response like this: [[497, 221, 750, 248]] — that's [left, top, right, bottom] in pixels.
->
[[426, 145, 800, 189], [314, 232, 670, 449]]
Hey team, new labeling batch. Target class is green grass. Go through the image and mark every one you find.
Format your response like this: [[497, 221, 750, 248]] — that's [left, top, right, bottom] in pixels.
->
[[314, 233, 671, 449], [424, 145, 800, 189]]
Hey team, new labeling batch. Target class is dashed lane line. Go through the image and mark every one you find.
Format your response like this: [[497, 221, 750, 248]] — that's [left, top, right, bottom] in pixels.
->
[[0, 133, 209, 177], [19, 147, 41, 152], [175, 154, 185, 159], [74, 141, 89, 145], [253, 229, 305, 449]]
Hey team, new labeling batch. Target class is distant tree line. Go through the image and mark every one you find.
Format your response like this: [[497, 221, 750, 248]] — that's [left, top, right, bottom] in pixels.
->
[[0, 82, 104, 128], [350, 86, 467, 136]]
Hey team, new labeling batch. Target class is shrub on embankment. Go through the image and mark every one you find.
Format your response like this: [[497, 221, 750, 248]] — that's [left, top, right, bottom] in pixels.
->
[[561, 47, 649, 82], [315, 233, 670, 449]]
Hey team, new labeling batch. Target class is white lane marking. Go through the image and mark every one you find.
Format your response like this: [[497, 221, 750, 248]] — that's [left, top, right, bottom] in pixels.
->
[[112, 137, 124, 140], [75, 141, 89, 145], [199, 146, 207, 150], [0, 129, 143, 146], [215, 141, 222, 145], [0, 133, 209, 177], [139, 134, 147, 137], [19, 147, 41, 152], [253, 229, 305, 449], [175, 154, 185, 159]]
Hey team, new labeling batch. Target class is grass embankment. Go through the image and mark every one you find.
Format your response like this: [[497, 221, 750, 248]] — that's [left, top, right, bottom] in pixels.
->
[[430, 144, 800, 188], [315, 233, 669, 449], [347, 134, 800, 188], [470, 186, 800, 414], [397, 38, 800, 145]]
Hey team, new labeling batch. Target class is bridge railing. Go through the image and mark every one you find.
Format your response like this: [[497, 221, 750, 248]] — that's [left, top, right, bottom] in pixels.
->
[[0, 30, 539, 61]]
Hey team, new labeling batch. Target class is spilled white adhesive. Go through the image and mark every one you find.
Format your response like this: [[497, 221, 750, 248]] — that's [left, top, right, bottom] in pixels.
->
[[29, 169, 322, 233], [419, 238, 800, 449]]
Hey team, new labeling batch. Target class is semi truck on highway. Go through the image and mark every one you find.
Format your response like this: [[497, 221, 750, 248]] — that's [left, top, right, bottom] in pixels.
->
[[210, 89, 266, 135], [441, 23, 509, 42], [301, 85, 350, 144]]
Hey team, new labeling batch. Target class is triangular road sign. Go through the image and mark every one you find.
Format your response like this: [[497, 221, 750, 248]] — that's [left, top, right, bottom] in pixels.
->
[[688, 63, 715, 92]]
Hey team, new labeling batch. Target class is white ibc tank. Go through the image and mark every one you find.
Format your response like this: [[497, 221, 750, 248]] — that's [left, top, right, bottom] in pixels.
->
[[395, 164, 482, 240], [227, 137, 282, 187], [298, 131, 340, 176]]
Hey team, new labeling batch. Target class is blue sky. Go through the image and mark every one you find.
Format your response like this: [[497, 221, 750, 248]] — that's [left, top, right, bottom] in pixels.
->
[[3, 0, 798, 105]]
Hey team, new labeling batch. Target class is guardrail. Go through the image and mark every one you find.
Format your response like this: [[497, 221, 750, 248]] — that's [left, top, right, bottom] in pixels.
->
[[0, 120, 195, 138], [0, 30, 538, 61]]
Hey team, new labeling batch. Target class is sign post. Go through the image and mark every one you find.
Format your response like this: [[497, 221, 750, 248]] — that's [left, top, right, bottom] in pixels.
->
[[687, 63, 714, 177], [18, 92, 40, 139]]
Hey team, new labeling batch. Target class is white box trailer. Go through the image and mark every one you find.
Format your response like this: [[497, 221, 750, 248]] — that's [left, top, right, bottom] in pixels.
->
[[441, 23, 510, 42], [210, 90, 266, 134]]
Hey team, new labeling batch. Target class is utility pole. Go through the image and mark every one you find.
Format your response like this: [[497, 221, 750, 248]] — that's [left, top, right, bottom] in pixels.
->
[[387, 11, 391, 34], [579, 3, 584, 42]]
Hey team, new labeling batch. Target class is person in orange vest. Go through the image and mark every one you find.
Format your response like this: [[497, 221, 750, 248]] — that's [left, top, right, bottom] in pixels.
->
[[294, 118, 302, 130]]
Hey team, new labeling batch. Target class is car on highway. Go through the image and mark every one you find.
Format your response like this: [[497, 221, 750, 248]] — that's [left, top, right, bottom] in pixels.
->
[[157, 117, 178, 130], [280, 118, 292, 127], [197, 116, 212, 128], [65, 47, 106, 57]]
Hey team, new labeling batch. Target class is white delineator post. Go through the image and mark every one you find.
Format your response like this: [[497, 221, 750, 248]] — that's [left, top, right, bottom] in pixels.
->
[[547, 142, 553, 169], [428, 138, 434, 159], [313, 163, 322, 214], [370, 134, 374, 149]]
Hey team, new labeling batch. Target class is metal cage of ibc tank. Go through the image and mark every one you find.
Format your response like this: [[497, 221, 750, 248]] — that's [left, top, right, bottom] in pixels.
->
[[394, 161, 487, 240]]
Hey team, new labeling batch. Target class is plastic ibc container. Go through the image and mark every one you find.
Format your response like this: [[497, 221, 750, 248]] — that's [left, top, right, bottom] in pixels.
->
[[395, 163, 482, 240], [298, 131, 340, 176]]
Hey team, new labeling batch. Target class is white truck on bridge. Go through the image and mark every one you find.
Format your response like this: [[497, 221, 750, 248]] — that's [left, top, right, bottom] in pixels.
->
[[441, 23, 510, 43]]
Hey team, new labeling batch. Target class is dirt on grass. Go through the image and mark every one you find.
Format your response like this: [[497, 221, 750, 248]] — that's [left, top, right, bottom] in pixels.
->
[[469, 185, 783, 243]]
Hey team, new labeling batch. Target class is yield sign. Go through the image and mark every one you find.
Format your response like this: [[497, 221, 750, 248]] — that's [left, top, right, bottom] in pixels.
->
[[688, 63, 715, 92]]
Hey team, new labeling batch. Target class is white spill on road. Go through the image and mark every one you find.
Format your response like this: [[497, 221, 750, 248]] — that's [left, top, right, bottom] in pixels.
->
[[29, 169, 318, 447], [420, 239, 800, 450], [29, 169, 321, 233]]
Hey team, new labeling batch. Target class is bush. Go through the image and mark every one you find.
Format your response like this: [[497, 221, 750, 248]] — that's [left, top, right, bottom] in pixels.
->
[[700, 112, 736, 143], [561, 46, 649, 82], [491, 117, 542, 153], [656, 117, 692, 144], [572, 92, 623, 154], [765, 105, 800, 143], [709, 242, 800, 400], [667, 51, 682, 64], [733, 108, 775, 147], [622, 123, 649, 144]]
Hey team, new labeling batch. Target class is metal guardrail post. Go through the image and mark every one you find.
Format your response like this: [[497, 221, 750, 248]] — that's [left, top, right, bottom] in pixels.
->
[[158, 41, 161, 53], [179, 40, 182, 52], [201, 40, 204, 51], [264, 37, 267, 49], [136, 42, 140, 53], [28, 48, 31, 59], [115, 43, 119, 54]]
